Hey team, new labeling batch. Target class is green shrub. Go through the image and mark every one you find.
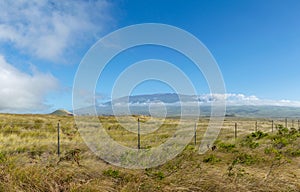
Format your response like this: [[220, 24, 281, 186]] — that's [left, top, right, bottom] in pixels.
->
[[273, 137, 289, 149], [153, 171, 165, 180], [0, 152, 6, 163], [251, 131, 268, 140], [241, 136, 259, 149], [290, 150, 300, 157], [285, 148, 300, 157], [240, 131, 267, 149], [103, 168, 120, 178], [203, 154, 221, 164], [218, 142, 236, 152], [264, 147, 275, 154], [277, 124, 289, 135], [233, 153, 257, 165]]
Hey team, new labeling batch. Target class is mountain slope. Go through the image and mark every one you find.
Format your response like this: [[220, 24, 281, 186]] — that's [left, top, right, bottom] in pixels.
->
[[50, 109, 73, 116], [75, 93, 300, 118]]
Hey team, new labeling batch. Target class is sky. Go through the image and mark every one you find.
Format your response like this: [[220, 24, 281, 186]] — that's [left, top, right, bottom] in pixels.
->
[[0, 0, 300, 113]]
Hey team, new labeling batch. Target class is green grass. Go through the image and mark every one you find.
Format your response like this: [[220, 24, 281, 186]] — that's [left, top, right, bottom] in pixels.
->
[[0, 114, 299, 191]]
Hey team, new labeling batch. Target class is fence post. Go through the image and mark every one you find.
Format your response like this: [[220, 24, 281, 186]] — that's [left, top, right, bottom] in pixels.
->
[[57, 120, 60, 157], [234, 123, 237, 139], [272, 120, 274, 133], [255, 121, 258, 132], [285, 118, 288, 128], [298, 120, 300, 129], [292, 120, 294, 128], [194, 121, 197, 145], [138, 118, 140, 150]]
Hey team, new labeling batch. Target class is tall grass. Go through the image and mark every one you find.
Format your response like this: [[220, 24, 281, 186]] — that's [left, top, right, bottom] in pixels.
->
[[0, 114, 299, 191]]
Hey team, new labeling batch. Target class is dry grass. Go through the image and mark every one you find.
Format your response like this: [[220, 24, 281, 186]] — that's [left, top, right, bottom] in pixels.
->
[[0, 114, 299, 191]]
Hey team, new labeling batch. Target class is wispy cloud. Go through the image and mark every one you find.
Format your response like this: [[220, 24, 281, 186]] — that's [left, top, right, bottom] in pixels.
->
[[0, 0, 113, 61], [0, 55, 58, 112]]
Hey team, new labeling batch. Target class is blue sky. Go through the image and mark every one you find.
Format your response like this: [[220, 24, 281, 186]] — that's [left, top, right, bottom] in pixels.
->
[[0, 0, 300, 113]]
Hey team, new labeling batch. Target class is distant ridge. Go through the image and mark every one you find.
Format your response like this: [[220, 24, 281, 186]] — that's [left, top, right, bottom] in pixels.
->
[[50, 109, 73, 116], [75, 93, 300, 118]]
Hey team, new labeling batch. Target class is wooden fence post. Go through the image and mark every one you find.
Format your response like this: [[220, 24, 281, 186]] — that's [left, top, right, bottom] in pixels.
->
[[272, 120, 274, 133]]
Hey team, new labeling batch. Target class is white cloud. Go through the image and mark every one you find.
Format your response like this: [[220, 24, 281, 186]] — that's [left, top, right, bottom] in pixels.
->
[[0, 55, 58, 112], [107, 93, 300, 107], [222, 94, 300, 107], [0, 0, 113, 61]]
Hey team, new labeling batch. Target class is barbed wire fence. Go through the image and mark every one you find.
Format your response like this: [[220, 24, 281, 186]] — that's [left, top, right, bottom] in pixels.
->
[[0, 117, 299, 156]]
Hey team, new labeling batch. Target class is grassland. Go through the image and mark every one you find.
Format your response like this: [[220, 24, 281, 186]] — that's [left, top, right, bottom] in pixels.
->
[[0, 114, 299, 191]]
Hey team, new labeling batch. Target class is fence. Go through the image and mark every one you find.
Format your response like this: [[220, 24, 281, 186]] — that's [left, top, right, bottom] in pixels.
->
[[0, 118, 81, 157], [193, 117, 300, 145], [0, 116, 299, 155]]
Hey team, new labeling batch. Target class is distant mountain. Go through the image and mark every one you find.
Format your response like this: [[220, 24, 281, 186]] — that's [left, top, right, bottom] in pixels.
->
[[105, 93, 219, 105], [50, 109, 73, 116], [74, 93, 300, 118]]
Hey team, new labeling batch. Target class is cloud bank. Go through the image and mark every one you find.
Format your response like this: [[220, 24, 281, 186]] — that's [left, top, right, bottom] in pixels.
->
[[108, 93, 300, 107], [0, 55, 58, 112], [0, 0, 112, 61]]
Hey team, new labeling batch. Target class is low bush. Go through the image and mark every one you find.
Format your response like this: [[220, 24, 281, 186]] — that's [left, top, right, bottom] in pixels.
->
[[232, 153, 257, 165], [103, 168, 120, 179], [218, 142, 236, 152], [203, 154, 221, 164]]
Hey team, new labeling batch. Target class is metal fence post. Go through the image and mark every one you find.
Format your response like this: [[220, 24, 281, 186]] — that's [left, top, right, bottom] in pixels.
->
[[194, 121, 197, 145], [235, 123, 237, 139], [285, 118, 288, 128], [255, 121, 258, 132], [57, 120, 60, 157], [138, 118, 140, 150]]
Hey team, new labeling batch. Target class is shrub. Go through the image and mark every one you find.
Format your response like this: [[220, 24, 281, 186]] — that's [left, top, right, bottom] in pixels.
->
[[0, 152, 6, 163], [203, 154, 221, 164], [285, 148, 300, 157], [153, 171, 165, 180], [276, 124, 289, 135], [218, 142, 236, 152], [103, 168, 120, 178], [290, 150, 300, 157], [251, 131, 268, 140], [241, 137, 260, 149], [273, 137, 289, 149], [233, 153, 257, 165]]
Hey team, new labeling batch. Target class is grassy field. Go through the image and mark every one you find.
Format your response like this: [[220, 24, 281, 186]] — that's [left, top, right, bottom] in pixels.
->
[[0, 114, 299, 191]]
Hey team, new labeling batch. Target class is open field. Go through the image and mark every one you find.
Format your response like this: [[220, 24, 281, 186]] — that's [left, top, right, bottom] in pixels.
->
[[0, 114, 299, 191]]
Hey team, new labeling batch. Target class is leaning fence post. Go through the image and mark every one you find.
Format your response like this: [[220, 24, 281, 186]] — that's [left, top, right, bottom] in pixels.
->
[[57, 120, 60, 157], [138, 118, 140, 150], [234, 123, 237, 139]]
